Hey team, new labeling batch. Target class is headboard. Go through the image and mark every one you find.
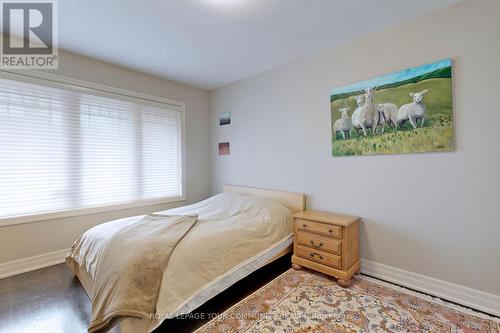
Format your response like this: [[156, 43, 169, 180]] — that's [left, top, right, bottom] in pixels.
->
[[223, 184, 306, 213]]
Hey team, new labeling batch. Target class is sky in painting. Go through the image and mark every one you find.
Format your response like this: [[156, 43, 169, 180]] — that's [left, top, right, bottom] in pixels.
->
[[330, 58, 451, 96]]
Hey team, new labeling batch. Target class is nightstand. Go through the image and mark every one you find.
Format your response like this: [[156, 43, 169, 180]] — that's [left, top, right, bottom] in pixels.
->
[[291, 210, 360, 287]]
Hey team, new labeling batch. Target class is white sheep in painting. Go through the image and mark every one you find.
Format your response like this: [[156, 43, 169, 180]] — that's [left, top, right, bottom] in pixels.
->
[[373, 104, 388, 134], [354, 87, 378, 136], [354, 95, 365, 107], [351, 95, 365, 136], [333, 107, 352, 140], [396, 89, 428, 129], [376, 103, 398, 128]]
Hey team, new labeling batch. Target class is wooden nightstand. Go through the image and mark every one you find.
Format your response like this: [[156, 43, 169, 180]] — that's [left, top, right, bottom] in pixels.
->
[[291, 210, 360, 287]]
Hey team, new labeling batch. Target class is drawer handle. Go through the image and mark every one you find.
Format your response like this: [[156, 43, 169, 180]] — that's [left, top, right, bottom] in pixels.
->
[[302, 224, 309, 228], [310, 240, 323, 248], [310, 252, 323, 260], [328, 229, 333, 234]]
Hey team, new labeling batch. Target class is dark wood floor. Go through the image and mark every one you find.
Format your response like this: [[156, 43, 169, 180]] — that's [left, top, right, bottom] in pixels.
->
[[0, 254, 292, 333]]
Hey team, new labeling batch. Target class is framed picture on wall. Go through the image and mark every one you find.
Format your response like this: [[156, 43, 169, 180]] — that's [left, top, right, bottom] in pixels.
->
[[219, 112, 231, 126], [330, 58, 454, 156], [218, 142, 230, 155]]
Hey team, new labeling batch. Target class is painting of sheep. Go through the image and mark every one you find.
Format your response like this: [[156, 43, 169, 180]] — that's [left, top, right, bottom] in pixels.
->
[[330, 58, 454, 156]]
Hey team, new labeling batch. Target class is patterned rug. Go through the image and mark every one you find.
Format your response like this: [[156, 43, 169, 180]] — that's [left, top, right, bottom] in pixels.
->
[[195, 269, 500, 333]]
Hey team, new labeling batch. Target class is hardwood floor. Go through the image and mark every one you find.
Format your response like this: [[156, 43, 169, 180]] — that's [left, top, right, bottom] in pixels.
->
[[0, 263, 91, 333], [0, 254, 292, 333]]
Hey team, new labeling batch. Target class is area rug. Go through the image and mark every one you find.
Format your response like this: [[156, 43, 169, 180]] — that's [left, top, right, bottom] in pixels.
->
[[195, 269, 500, 333]]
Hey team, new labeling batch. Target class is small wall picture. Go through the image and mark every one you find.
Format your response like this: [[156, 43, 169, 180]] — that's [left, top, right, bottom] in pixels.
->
[[218, 142, 230, 155], [219, 112, 231, 125], [330, 58, 454, 156]]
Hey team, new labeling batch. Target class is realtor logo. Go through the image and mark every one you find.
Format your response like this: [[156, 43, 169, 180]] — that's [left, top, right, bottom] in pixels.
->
[[1, 0, 58, 68]]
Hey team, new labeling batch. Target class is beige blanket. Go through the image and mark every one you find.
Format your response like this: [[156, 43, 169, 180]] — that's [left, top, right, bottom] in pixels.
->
[[65, 214, 198, 333]]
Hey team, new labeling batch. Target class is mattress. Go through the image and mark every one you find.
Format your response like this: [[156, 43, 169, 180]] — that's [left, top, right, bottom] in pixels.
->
[[74, 192, 294, 333]]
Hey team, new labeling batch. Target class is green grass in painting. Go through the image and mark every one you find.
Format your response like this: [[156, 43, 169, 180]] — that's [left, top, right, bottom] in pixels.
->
[[331, 76, 454, 156], [332, 114, 454, 156]]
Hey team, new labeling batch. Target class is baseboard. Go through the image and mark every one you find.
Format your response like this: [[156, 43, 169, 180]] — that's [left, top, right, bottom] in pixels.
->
[[0, 248, 69, 279], [361, 258, 500, 317]]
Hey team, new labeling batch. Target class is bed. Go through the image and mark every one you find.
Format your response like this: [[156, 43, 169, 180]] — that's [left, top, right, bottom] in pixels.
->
[[67, 185, 305, 333]]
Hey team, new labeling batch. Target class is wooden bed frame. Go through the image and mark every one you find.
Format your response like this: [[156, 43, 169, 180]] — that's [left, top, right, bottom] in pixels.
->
[[223, 184, 306, 262]]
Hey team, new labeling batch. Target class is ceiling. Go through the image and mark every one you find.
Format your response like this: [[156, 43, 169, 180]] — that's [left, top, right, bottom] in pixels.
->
[[55, 0, 460, 90]]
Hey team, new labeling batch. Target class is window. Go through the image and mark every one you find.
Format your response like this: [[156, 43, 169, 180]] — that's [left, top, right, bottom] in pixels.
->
[[0, 72, 184, 224]]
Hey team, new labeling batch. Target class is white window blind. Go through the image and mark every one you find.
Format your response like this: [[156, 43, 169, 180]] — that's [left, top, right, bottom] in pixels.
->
[[0, 74, 184, 221]]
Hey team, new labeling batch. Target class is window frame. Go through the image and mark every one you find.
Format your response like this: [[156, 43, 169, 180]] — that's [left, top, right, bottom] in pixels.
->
[[0, 69, 186, 227]]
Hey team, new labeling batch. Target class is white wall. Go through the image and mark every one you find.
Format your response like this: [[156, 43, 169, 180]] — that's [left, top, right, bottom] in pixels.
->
[[210, 0, 500, 295], [0, 49, 211, 263]]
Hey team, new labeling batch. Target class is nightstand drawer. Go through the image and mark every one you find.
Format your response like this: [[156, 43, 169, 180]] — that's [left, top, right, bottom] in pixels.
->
[[296, 231, 342, 255], [296, 245, 341, 269], [296, 219, 342, 238]]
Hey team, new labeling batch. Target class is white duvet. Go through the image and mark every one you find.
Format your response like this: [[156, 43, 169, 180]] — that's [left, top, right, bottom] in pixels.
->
[[155, 192, 293, 318], [79, 192, 294, 332]]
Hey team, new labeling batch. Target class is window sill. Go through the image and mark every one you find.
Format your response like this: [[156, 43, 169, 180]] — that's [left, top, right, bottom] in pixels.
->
[[0, 195, 186, 228]]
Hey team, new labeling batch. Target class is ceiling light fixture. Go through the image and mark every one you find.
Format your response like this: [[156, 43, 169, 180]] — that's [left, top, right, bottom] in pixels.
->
[[203, 0, 245, 6]]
